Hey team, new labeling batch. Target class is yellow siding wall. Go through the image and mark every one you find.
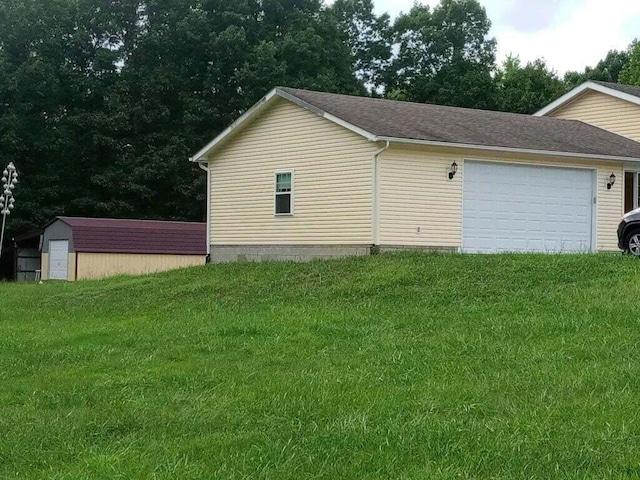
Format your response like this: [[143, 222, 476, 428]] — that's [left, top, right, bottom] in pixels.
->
[[550, 90, 640, 142], [40, 252, 77, 281], [378, 147, 462, 248], [378, 145, 623, 252], [76, 253, 205, 280], [208, 99, 375, 245]]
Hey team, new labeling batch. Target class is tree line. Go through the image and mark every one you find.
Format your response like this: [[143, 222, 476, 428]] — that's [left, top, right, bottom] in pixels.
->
[[1, 0, 640, 236]]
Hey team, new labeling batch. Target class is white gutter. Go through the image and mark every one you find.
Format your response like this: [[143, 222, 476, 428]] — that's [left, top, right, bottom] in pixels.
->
[[375, 136, 640, 164], [198, 162, 211, 258], [372, 141, 390, 246]]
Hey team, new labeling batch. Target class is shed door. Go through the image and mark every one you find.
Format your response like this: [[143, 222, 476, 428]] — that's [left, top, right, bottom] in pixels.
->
[[463, 161, 594, 253], [48, 240, 69, 280]]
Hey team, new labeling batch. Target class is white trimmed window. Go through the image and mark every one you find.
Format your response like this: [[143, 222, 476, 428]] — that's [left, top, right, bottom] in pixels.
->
[[275, 171, 293, 215]]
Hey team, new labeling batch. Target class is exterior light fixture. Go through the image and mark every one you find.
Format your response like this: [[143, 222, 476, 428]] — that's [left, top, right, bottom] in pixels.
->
[[607, 172, 616, 190], [0, 162, 18, 261], [449, 161, 458, 180]]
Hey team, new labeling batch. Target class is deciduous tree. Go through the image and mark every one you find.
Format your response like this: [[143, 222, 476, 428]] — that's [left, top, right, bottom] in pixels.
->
[[495, 56, 566, 114], [619, 40, 640, 86], [384, 0, 497, 109]]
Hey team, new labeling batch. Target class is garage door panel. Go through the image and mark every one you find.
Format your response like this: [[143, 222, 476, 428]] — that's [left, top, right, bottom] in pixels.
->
[[463, 162, 594, 253], [49, 240, 69, 280]]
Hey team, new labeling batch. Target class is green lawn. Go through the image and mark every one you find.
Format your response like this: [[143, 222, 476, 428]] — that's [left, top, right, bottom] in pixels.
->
[[2, 253, 640, 479]]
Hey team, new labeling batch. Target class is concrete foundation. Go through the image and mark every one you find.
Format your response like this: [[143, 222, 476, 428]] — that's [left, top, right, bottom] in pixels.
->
[[378, 245, 459, 254], [209, 245, 372, 263]]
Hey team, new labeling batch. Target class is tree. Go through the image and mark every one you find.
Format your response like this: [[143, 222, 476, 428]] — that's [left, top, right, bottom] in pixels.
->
[[0, 0, 126, 231], [564, 49, 629, 88], [619, 40, 640, 85], [495, 56, 566, 114], [384, 0, 497, 109], [0, 0, 368, 243], [328, 0, 393, 92], [236, 0, 366, 104]]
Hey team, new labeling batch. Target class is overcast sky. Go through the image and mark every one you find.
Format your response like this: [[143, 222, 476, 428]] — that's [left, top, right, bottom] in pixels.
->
[[339, 0, 640, 75]]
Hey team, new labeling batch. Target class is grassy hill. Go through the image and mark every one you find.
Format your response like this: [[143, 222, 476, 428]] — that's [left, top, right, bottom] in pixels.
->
[[2, 253, 640, 479]]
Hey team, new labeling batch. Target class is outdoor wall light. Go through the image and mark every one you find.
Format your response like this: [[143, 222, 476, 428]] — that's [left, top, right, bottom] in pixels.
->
[[607, 172, 616, 190], [449, 161, 458, 180]]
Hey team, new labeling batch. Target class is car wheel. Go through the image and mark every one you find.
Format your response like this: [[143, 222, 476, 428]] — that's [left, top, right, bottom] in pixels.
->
[[627, 233, 640, 256]]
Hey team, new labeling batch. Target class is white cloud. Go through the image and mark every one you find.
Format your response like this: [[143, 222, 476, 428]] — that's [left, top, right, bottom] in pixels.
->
[[498, 0, 576, 33], [494, 0, 640, 73]]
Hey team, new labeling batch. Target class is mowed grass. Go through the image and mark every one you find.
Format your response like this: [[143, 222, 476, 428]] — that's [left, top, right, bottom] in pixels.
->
[[2, 253, 640, 479]]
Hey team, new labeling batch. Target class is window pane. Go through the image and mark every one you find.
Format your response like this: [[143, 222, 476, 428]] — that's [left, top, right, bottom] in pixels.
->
[[275, 193, 291, 214], [276, 173, 291, 193]]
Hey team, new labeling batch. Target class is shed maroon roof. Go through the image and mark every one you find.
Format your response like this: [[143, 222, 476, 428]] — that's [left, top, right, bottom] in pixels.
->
[[55, 217, 206, 255]]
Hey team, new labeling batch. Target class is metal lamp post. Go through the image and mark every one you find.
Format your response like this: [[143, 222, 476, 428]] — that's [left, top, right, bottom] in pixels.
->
[[0, 162, 18, 261]]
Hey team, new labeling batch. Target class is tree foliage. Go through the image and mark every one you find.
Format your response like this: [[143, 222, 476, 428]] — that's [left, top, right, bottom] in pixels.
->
[[328, 0, 392, 92], [495, 56, 566, 114], [384, 0, 497, 109], [619, 40, 640, 86], [564, 49, 630, 88], [0, 0, 364, 237]]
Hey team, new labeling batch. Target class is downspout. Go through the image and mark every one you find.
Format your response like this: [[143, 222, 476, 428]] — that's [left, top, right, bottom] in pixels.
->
[[372, 141, 390, 248], [197, 161, 211, 261]]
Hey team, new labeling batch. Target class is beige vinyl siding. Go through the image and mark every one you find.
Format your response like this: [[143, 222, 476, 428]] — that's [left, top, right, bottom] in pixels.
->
[[549, 90, 640, 142], [40, 253, 48, 280], [596, 165, 624, 250], [208, 98, 375, 245], [76, 253, 205, 280], [378, 146, 462, 248], [378, 144, 623, 252]]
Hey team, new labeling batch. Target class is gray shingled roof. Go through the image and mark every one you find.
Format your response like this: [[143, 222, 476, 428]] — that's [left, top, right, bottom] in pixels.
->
[[278, 87, 640, 159], [592, 81, 640, 99]]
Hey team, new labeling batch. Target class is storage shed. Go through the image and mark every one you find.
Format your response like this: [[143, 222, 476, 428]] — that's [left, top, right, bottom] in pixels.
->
[[13, 229, 43, 282], [41, 217, 206, 281]]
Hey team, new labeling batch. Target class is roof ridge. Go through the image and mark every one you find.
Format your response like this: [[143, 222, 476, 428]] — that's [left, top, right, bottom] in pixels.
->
[[590, 80, 640, 96], [278, 86, 601, 123]]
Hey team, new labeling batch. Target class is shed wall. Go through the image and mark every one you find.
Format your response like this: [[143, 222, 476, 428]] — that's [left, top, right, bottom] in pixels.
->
[[549, 90, 640, 142], [16, 248, 41, 282], [208, 98, 376, 246], [42, 220, 74, 253], [76, 253, 205, 279]]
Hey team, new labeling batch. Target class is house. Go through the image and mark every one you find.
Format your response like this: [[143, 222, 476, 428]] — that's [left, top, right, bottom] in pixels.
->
[[191, 87, 640, 260], [41, 217, 206, 281], [535, 81, 640, 213]]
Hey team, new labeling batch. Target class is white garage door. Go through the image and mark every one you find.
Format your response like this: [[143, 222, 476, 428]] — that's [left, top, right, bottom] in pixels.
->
[[48, 240, 69, 280], [463, 162, 595, 253]]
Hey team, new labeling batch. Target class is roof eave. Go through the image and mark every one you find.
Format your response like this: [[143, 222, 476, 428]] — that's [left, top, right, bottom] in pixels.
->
[[534, 81, 640, 117], [376, 136, 640, 164]]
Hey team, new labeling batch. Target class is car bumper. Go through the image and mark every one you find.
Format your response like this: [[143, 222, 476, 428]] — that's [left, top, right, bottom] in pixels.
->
[[618, 220, 627, 250]]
